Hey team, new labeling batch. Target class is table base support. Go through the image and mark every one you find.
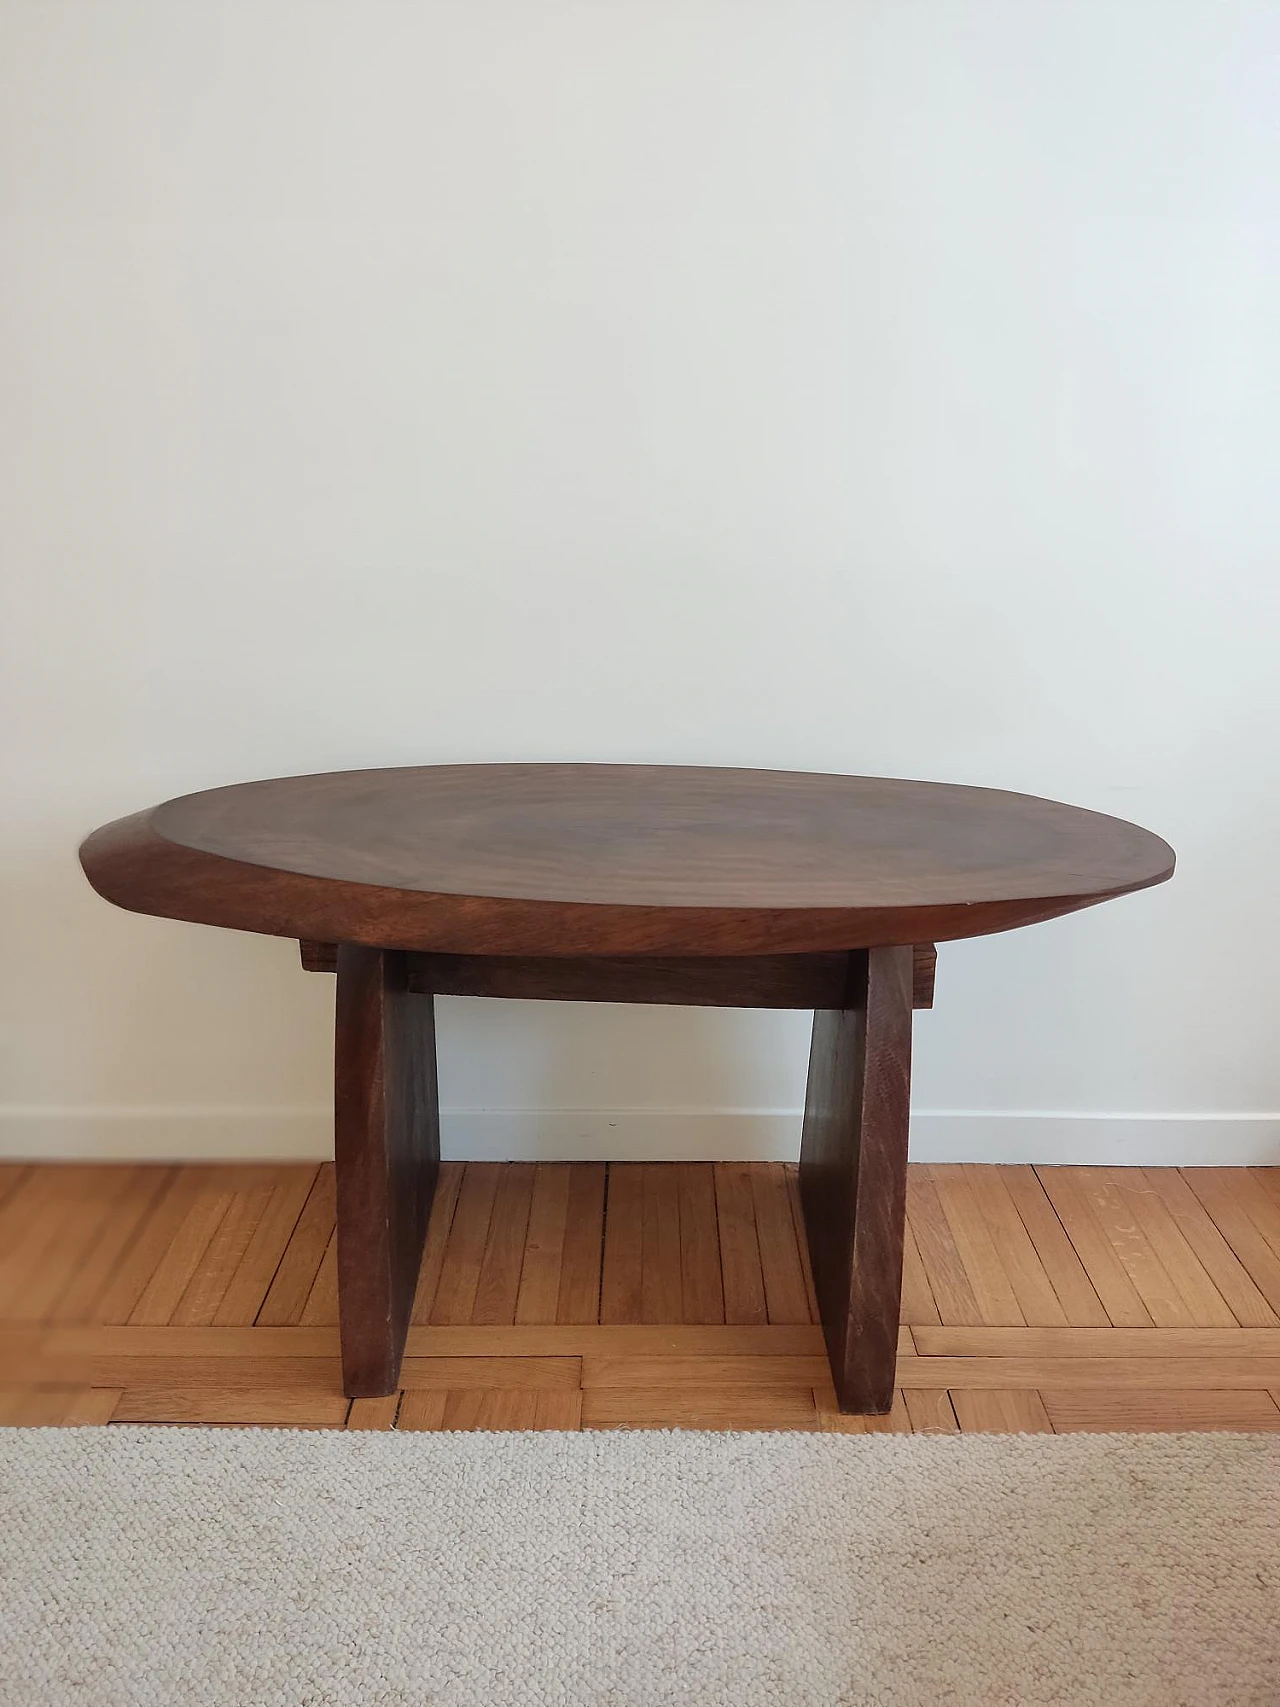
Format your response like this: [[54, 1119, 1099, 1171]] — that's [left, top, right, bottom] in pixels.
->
[[798, 946, 914, 1414], [335, 945, 440, 1397], [331, 942, 914, 1409]]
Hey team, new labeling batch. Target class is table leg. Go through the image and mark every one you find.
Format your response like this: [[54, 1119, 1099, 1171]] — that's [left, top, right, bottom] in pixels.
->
[[334, 944, 440, 1397], [798, 945, 913, 1414]]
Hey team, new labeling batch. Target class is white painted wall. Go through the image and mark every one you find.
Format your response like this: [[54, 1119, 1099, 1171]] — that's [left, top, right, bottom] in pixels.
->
[[2, 0, 1278, 1165]]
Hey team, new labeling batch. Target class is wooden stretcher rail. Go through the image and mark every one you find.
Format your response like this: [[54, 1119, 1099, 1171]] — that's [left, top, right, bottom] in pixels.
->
[[299, 940, 937, 1010]]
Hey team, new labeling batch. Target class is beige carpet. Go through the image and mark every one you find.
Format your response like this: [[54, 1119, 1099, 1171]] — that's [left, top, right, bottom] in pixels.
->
[[1, 1429, 1276, 1706]]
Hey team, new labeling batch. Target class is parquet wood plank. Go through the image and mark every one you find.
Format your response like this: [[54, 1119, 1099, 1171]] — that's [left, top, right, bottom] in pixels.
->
[[49, 1167, 176, 1324], [1043, 1389, 1280, 1433], [127, 1174, 241, 1326], [600, 1163, 644, 1324], [0, 1165, 30, 1212], [1141, 1169, 1278, 1327], [534, 1390, 583, 1430], [0, 1171, 75, 1312], [0, 1386, 121, 1427], [1, 1326, 339, 1371], [927, 1165, 1025, 1325], [299, 1231, 339, 1327], [815, 1387, 912, 1433], [437, 1389, 583, 1431], [399, 1357, 580, 1391], [785, 1165, 822, 1323], [514, 1164, 571, 1325], [678, 1163, 725, 1324], [416, 1323, 831, 1358], [436, 1389, 493, 1431], [1251, 1169, 1280, 1221], [0, 1165, 44, 1221], [347, 1394, 401, 1430], [7, 1167, 149, 1323], [58, 1388, 124, 1426], [999, 1166, 1109, 1326], [960, 1166, 1067, 1326], [112, 1388, 350, 1428], [898, 1355, 1280, 1389], [2, 1323, 829, 1370], [1104, 1170, 1237, 1326], [409, 1161, 464, 1324], [10, 1160, 1280, 1436], [557, 1163, 606, 1324], [641, 1165, 683, 1324], [582, 1355, 831, 1389], [582, 1387, 818, 1431], [439, 1389, 538, 1431], [1226, 1169, 1280, 1256], [1180, 1170, 1280, 1315], [713, 1163, 767, 1326], [27, 1320, 1280, 1369], [473, 1164, 536, 1325], [898, 1216, 940, 1326], [1072, 1167, 1200, 1327], [71, 1356, 344, 1391], [428, 1164, 500, 1326], [255, 1165, 336, 1327], [903, 1389, 959, 1432], [951, 1390, 1053, 1433], [211, 1165, 318, 1326], [905, 1172, 983, 1324], [0, 1388, 90, 1426], [0, 1170, 139, 1317], [396, 1391, 448, 1430], [171, 1177, 276, 1327], [5, 1174, 123, 1317], [752, 1163, 811, 1325], [913, 1326, 1280, 1357], [1198, 1168, 1280, 1263], [1034, 1168, 1152, 1327]]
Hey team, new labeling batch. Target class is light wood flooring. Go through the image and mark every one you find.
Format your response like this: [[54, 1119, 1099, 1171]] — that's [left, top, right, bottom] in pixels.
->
[[3, 1161, 1280, 1433]]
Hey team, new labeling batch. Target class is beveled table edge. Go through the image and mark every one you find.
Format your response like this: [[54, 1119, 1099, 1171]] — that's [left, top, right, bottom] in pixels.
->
[[79, 805, 1175, 958]]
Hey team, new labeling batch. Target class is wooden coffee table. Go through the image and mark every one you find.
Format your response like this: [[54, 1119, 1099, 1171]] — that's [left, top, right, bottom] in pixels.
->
[[80, 764, 1174, 1412]]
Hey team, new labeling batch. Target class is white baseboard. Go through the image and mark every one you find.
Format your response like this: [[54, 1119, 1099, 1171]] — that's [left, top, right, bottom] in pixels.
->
[[1, 1106, 1278, 1165], [907, 1113, 1280, 1166], [0, 1109, 334, 1162]]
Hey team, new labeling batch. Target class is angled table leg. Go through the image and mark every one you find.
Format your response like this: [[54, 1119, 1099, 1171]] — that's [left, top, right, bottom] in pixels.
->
[[334, 944, 440, 1397], [799, 945, 914, 1414]]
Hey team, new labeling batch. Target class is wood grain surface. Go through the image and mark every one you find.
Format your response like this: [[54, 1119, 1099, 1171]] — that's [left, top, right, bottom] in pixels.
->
[[80, 764, 1174, 955], [799, 947, 914, 1412], [299, 941, 940, 1009], [333, 946, 439, 1395]]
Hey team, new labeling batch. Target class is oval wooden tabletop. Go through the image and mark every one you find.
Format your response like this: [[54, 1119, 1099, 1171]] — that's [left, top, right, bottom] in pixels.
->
[[79, 764, 1174, 957]]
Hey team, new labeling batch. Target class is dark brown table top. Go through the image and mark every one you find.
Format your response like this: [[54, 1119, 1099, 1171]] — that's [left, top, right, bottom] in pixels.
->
[[79, 763, 1174, 957]]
